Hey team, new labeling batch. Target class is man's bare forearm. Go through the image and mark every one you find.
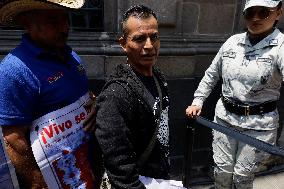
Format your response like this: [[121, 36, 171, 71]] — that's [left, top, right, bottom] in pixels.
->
[[2, 125, 47, 189]]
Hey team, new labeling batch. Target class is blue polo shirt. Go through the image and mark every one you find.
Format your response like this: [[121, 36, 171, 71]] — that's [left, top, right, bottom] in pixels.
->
[[0, 34, 89, 125]]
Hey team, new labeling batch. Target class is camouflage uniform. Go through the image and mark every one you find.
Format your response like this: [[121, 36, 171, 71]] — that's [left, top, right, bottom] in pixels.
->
[[192, 29, 284, 188]]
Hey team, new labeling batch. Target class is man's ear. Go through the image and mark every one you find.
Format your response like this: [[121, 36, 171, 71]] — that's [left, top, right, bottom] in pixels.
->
[[276, 8, 283, 20], [118, 36, 127, 52]]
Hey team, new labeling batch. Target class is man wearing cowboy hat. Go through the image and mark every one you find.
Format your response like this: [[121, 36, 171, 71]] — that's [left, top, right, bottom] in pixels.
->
[[0, 0, 99, 188]]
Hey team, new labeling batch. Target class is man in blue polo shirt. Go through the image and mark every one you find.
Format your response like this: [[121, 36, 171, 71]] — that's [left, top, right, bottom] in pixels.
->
[[0, 0, 97, 188]]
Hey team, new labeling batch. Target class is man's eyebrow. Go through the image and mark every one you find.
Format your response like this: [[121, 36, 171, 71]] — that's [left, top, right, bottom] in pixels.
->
[[132, 34, 144, 38]]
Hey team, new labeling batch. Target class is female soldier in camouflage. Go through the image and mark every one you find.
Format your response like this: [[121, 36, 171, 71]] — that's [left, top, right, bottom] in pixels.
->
[[186, 0, 284, 188]]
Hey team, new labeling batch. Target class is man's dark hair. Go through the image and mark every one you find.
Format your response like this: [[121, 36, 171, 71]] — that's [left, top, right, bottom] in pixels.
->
[[121, 4, 157, 37]]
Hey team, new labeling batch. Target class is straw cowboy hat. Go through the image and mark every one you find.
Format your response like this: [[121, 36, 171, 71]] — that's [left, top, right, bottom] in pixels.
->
[[0, 0, 85, 26]]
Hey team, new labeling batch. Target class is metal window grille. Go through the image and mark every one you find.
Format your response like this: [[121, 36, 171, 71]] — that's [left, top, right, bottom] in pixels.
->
[[69, 0, 104, 31]]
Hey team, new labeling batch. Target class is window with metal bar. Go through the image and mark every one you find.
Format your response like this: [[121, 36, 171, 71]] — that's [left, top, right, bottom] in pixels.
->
[[69, 0, 104, 31]]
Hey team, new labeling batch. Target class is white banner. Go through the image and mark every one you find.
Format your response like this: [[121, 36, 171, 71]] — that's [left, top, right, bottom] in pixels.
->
[[30, 93, 95, 189], [0, 127, 20, 189], [139, 176, 186, 189]]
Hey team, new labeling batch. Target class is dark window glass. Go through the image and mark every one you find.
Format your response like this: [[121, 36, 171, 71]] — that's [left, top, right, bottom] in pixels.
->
[[69, 0, 104, 31]]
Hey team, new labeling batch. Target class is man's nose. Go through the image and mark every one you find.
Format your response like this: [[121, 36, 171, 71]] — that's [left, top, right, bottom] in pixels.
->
[[250, 12, 262, 21], [143, 37, 154, 49]]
